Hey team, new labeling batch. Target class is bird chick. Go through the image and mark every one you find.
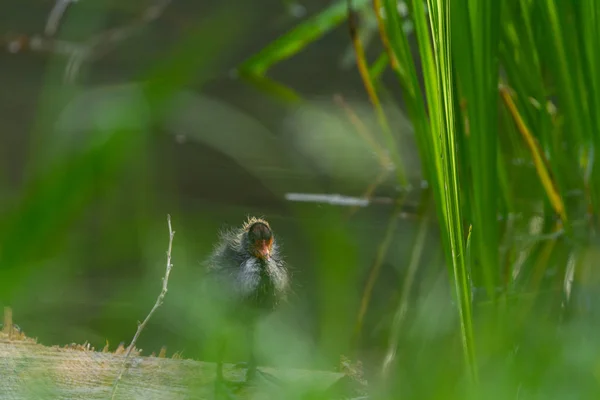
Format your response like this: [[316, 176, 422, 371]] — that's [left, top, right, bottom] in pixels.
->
[[207, 217, 289, 311], [203, 217, 289, 393]]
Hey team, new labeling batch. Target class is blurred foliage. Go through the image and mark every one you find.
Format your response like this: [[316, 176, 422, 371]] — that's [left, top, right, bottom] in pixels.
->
[[3, 0, 600, 399]]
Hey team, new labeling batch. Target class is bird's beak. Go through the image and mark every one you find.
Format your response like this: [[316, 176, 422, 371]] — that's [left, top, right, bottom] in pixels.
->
[[256, 240, 271, 260]]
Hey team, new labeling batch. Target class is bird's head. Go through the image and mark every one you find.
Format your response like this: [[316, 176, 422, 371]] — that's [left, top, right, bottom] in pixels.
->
[[243, 217, 274, 261]]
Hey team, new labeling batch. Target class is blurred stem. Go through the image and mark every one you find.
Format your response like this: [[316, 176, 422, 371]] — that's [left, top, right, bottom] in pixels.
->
[[346, 169, 391, 218], [499, 85, 568, 225], [348, 1, 407, 186], [333, 94, 392, 169], [530, 222, 561, 290], [353, 200, 404, 347], [381, 192, 431, 378], [372, 0, 399, 71]]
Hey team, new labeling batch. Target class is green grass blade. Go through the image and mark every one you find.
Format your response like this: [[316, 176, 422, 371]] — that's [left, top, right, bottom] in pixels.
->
[[378, 0, 442, 211], [539, 0, 597, 214], [450, 0, 501, 299], [425, 0, 477, 382]]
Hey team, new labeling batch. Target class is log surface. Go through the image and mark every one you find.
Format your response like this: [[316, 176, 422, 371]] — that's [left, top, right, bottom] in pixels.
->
[[0, 336, 347, 400]]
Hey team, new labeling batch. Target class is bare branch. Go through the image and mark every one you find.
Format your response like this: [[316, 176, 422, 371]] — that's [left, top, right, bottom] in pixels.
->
[[4, 0, 175, 84], [110, 214, 175, 399]]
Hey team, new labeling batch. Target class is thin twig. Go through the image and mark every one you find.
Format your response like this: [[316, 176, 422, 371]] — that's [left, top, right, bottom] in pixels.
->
[[84, 0, 174, 61], [5, 0, 174, 84], [110, 214, 175, 399]]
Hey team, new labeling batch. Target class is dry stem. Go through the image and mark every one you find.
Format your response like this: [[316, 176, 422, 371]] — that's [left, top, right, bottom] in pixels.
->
[[110, 214, 175, 399]]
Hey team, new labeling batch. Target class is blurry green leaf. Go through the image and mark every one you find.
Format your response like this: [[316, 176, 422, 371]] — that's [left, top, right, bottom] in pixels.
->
[[238, 72, 304, 104], [369, 52, 389, 81], [238, 0, 371, 76]]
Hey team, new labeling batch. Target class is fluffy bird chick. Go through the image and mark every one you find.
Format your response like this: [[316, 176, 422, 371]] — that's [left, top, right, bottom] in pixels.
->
[[204, 217, 289, 393]]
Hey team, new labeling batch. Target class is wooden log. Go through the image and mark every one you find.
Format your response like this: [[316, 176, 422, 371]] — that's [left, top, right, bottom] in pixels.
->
[[0, 333, 350, 399]]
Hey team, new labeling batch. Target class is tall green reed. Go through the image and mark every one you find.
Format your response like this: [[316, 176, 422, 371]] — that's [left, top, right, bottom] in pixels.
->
[[240, 0, 600, 396]]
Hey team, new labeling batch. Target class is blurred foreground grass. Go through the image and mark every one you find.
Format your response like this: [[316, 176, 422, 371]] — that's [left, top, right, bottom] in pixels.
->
[[3, 0, 600, 399]]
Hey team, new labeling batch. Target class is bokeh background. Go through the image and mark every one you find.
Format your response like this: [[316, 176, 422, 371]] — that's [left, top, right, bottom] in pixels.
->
[[0, 0, 428, 371], [3, 1, 600, 399]]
